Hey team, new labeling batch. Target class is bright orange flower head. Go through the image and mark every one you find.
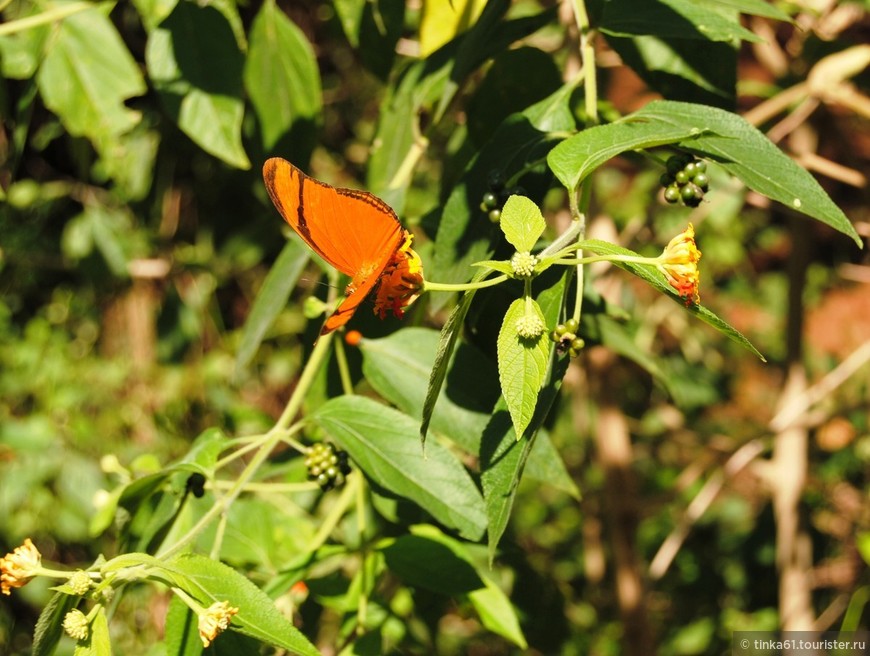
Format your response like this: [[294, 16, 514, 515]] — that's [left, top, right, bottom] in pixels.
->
[[373, 231, 424, 320], [1, 538, 42, 595], [657, 223, 701, 306]]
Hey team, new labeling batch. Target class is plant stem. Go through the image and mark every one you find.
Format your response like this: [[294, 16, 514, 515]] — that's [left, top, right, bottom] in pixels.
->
[[158, 334, 335, 559], [572, 0, 598, 125], [0, 1, 92, 36], [422, 274, 508, 292]]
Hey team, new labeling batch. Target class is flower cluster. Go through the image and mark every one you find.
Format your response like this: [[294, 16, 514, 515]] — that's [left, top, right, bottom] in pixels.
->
[[656, 223, 701, 306], [374, 231, 424, 320], [1, 538, 41, 595], [198, 600, 239, 647]]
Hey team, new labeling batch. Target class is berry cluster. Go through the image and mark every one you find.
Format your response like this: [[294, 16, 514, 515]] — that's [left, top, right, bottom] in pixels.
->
[[305, 443, 351, 490], [660, 155, 709, 208], [550, 318, 585, 358], [480, 170, 525, 223]]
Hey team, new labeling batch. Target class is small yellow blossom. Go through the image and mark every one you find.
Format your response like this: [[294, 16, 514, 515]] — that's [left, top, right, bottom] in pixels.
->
[[515, 314, 545, 339], [374, 231, 424, 320], [1, 538, 42, 595], [62, 609, 90, 641], [657, 223, 701, 306], [510, 251, 538, 278], [68, 570, 92, 596], [198, 600, 239, 648]]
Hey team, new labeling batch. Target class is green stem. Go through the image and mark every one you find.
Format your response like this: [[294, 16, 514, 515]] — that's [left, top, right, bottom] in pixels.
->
[[556, 254, 661, 266], [210, 480, 320, 493], [422, 274, 508, 293], [572, 0, 598, 125], [334, 336, 354, 395], [307, 470, 362, 552], [0, 1, 92, 36], [158, 334, 335, 559]]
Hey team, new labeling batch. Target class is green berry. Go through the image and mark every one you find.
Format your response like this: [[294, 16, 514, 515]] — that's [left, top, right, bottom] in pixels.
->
[[571, 337, 585, 352], [675, 170, 690, 185], [488, 208, 501, 224], [693, 173, 709, 190], [555, 323, 567, 336], [482, 192, 498, 210], [564, 318, 579, 334], [664, 185, 680, 204], [550, 330, 561, 342], [695, 160, 707, 173], [660, 173, 674, 187], [680, 185, 697, 202], [683, 161, 697, 177]]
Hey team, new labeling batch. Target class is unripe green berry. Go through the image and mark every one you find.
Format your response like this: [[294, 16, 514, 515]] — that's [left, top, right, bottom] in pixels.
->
[[695, 160, 707, 173], [675, 170, 690, 185], [683, 161, 697, 177], [664, 185, 680, 204], [564, 318, 579, 334], [680, 185, 697, 202], [482, 192, 498, 210], [693, 173, 709, 190], [488, 208, 501, 224]]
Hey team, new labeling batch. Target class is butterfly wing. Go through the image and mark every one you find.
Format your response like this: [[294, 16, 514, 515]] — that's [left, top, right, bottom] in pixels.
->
[[262, 157, 403, 277], [262, 157, 405, 334]]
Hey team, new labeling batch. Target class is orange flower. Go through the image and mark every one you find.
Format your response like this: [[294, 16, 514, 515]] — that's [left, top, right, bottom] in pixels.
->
[[373, 231, 424, 320], [1, 538, 42, 595], [657, 223, 701, 306], [198, 600, 239, 647]]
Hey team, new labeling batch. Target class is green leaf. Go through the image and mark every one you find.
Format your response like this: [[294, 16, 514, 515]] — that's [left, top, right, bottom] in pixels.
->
[[469, 577, 527, 648], [167, 553, 321, 656], [311, 395, 486, 540], [547, 118, 706, 192], [146, 2, 250, 169], [420, 267, 490, 440], [73, 605, 111, 656], [381, 533, 483, 595], [132, 0, 179, 31], [245, 0, 321, 153], [32, 592, 78, 656], [360, 327, 579, 499], [235, 239, 310, 375], [360, 327, 498, 453], [164, 594, 204, 656], [36, 3, 145, 151], [632, 101, 860, 245], [577, 238, 766, 360], [499, 195, 546, 252], [497, 298, 550, 439], [482, 358, 569, 560], [599, 0, 761, 42]]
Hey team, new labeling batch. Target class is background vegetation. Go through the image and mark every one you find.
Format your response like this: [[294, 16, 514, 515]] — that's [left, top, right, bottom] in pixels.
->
[[1, 0, 868, 654]]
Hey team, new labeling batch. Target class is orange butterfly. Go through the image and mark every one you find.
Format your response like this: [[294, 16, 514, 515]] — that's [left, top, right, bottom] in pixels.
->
[[262, 157, 424, 335]]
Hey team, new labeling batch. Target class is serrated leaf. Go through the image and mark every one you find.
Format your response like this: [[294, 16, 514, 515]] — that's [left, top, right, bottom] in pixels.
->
[[32, 592, 78, 656], [633, 100, 861, 246], [482, 358, 569, 560], [548, 118, 706, 192], [167, 553, 320, 656], [146, 2, 250, 169], [361, 327, 579, 499], [245, 0, 321, 153], [497, 299, 550, 439], [36, 4, 145, 150], [500, 195, 545, 252], [235, 239, 310, 375], [73, 605, 111, 656], [577, 238, 766, 360], [312, 396, 486, 540]]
